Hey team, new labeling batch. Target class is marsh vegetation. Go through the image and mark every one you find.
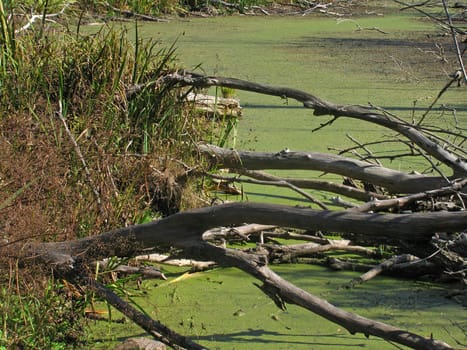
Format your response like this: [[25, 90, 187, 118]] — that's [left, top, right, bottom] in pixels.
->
[[0, 1, 466, 349]]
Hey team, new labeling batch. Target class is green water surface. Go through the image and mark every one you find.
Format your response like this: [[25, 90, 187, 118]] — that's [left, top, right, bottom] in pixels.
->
[[133, 13, 466, 206], [86, 10, 466, 350]]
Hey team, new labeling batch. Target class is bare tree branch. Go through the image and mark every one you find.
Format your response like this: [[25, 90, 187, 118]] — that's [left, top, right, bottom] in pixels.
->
[[153, 71, 467, 176], [208, 172, 329, 209], [190, 243, 455, 350], [199, 143, 460, 194], [236, 169, 390, 201], [348, 177, 467, 212], [57, 101, 104, 216], [440, 0, 467, 83], [15, 2, 71, 34], [80, 275, 207, 350], [19, 202, 467, 267]]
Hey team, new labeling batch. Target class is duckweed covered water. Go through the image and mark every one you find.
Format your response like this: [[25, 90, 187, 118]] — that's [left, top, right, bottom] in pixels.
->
[[131, 13, 466, 206], [88, 265, 465, 349], [87, 10, 466, 349]]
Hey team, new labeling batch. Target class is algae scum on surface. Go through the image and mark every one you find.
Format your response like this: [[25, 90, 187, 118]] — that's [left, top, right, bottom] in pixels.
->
[[87, 11, 466, 350], [88, 266, 466, 349], [135, 14, 466, 204]]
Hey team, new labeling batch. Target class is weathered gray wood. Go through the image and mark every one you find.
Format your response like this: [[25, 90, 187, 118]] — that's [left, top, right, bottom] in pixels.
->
[[161, 71, 467, 176], [14, 202, 465, 350], [200, 143, 463, 194], [185, 92, 242, 118], [114, 337, 166, 350], [21, 202, 467, 265]]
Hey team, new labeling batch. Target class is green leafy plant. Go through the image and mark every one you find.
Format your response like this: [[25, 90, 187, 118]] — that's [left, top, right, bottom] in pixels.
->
[[0, 265, 85, 349]]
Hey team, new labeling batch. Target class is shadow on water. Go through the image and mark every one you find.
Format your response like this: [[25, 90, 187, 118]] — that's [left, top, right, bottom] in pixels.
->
[[288, 37, 436, 50], [93, 330, 371, 347], [196, 329, 368, 347], [243, 103, 467, 112], [242, 192, 324, 204]]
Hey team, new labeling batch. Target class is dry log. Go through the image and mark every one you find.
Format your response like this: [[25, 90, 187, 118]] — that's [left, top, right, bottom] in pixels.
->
[[159, 71, 467, 177], [185, 92, 242, 118], [259, 229, 330, 244], [202, 223, 276, 242], [135, 253, 216, 271], [263, 241, 375, 262], [348, 177, 467, 212], [20, 202, 467, 267], [113, 265, 167, 280], [199, 143, 463, 194], [344, 254, 418, 288], [12, 202, 465, 350], [325, 257, 437, 278]]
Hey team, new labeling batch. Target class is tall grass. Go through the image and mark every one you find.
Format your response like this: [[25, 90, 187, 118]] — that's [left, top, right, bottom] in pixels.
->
[[0, 263, 85, 349], [0, 3, 212, 348]]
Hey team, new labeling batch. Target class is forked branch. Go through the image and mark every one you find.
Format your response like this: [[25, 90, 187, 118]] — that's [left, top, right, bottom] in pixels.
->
[[154, 71, 467, 176], [12, 202, 465, 350]]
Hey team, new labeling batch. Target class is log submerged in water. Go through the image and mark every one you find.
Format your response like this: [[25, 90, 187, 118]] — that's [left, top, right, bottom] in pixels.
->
[[185, 92, 242, 118]]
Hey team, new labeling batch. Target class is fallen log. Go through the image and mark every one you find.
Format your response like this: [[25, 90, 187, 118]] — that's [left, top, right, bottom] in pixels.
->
[[9, 202, 465, 350], [185, 92, 242, 118]]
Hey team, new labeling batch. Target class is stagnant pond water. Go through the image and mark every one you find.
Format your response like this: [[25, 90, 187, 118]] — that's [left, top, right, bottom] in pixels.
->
[[87, 12, 466, 350], [130, 13, 466, 206]]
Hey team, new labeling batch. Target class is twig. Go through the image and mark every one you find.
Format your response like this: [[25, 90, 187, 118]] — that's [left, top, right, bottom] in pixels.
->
[[418, 79, 456, 126], [348, 177, 467, 213], [346, 134, 383, 166], [336, 19, 389, 34], [311, 116, 338, 132], [418, 127, 467, 158], [440, 0, 467, 84], [418, 149, 452, 184], [395, 0, 465, 34], [15, 2, 70, 33]]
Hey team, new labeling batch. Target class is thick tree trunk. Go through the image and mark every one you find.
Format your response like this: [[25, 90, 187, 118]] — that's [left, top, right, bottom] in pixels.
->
[[11, 203, 464, 350], [19, 202, 467, 265]]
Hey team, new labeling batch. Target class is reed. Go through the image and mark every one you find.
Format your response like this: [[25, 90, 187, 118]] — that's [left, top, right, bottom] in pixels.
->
[[0, 3, 216, 348]]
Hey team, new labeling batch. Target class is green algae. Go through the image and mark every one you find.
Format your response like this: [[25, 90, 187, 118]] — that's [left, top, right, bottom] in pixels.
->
[[86, 10, 466, 349], [87, 265, 466, 349]]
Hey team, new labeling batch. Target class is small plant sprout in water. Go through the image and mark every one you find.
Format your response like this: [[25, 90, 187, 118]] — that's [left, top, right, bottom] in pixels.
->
[[221, 87, 236, 98]]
